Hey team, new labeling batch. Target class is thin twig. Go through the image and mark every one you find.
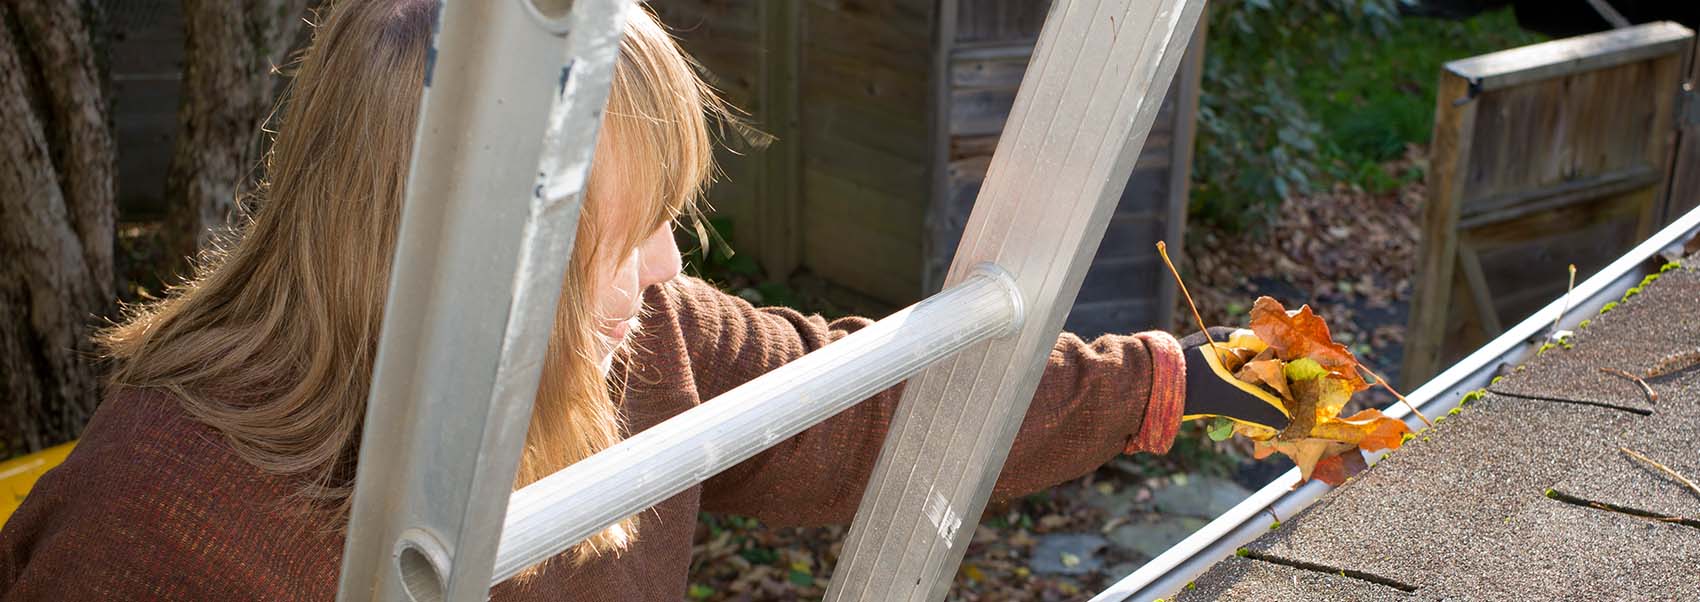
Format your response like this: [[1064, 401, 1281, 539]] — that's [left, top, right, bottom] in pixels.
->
[[1584, 501, 1695, 524], [1552, 263, 1577, 335], [1599, 367, 1658, 404], [1355, 365, 1434, 427], [1620, 447, 1700, 502], [1644, 348, 1700, 379], [1156, 241, 1218, 350]]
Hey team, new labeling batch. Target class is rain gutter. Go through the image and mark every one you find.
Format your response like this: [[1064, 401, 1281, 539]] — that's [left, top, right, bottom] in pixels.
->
[[1092, 205, 1700, 602]]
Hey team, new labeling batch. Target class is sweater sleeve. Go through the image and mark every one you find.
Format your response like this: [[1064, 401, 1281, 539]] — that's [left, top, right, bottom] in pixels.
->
[[667, 277, 1186, 528]]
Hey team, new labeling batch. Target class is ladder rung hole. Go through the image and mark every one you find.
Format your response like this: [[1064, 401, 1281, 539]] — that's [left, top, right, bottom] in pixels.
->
[[522, 0, 574, 34], [397, 541, 447, 602]]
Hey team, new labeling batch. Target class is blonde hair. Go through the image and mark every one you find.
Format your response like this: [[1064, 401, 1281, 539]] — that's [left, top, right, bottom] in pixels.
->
[[99, 0, 720, 560]]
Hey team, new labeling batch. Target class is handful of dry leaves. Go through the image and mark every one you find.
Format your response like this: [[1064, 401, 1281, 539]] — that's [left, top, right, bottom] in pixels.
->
[[1210, 297, 1411, 486], [1158, 241, 1418, 486]]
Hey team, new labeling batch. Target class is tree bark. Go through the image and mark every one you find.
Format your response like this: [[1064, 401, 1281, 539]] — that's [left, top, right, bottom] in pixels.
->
[[0, 1, 115, 453], [161, 0, 311, 277]]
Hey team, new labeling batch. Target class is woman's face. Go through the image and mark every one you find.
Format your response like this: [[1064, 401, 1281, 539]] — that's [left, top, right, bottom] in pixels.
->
[[587, 158, 683, 367]]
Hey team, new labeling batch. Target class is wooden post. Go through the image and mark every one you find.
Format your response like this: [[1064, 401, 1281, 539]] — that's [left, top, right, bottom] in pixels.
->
[[1661, 37, 1700, 223], [1403, 72, 1480, 389], [757, 0, 801, 280]]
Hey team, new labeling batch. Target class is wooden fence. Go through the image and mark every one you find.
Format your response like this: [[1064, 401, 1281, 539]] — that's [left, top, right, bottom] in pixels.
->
[[1404, 21, 1697, 386]]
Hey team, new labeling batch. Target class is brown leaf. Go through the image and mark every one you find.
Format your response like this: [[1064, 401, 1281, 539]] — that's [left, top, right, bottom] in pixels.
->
[[1309, 449, 1370, 486], [1312, 408, 1410, 452], [1249, 296, 1368, 391], [1235, 359, 1293, 401], [1279, 375, 1356, 441], [1254, 438, 1357, 481]]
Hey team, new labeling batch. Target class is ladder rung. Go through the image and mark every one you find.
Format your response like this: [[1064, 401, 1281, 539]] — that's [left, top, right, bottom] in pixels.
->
[[490, 265, 1022, 583]]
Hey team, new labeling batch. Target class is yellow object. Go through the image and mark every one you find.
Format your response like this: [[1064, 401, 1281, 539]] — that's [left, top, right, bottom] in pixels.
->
[[1180, 337, 1291, 429], [1224, 328, 1267, 354], [0, 441, 76, 527]]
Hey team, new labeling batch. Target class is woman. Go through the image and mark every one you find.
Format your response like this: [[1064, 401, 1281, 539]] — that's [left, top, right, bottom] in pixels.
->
[[0, 1, 1281, 600]]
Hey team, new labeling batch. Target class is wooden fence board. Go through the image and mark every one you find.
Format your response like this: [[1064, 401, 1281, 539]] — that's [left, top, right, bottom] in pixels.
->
[[1404, 22, 1693, 387]]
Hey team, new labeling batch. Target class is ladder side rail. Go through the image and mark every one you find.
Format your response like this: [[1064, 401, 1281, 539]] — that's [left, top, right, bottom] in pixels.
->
[[491, 266, 1023, 583], [337, 2, 629, 601], [825, 0, 1209, 600]]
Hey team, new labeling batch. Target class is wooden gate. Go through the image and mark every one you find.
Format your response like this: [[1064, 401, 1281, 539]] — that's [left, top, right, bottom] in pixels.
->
[[1404, 21, 1697, 387]]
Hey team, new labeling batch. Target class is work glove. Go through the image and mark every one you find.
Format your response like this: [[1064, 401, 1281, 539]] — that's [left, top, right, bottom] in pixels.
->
[[1178, 327, 1290, 431]]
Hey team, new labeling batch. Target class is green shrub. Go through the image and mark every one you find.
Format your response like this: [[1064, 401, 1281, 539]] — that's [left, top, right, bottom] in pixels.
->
[[1191, 3, 1542, 229]]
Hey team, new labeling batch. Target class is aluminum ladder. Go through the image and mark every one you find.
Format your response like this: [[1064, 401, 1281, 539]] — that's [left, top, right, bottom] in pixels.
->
[[334, 0, 1207, 600]]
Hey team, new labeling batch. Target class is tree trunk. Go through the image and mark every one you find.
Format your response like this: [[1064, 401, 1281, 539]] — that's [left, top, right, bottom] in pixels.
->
[[161, 0, 311, 277], [0, 1, 115, 454]]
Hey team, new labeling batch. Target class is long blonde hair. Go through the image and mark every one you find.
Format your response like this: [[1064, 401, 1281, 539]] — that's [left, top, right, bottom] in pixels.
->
[[99, 0, 720, 559]]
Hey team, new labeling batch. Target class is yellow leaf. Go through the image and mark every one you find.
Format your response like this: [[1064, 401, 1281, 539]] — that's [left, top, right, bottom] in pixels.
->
[[1312, 409, 1410, 451]]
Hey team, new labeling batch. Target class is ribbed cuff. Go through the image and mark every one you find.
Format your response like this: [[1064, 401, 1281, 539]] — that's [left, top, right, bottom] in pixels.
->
[[1125, 331, 1185, 455]]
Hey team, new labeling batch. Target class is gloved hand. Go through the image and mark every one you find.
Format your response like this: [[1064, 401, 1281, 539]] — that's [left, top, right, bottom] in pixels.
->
[[1178, 327, 1290, 430]]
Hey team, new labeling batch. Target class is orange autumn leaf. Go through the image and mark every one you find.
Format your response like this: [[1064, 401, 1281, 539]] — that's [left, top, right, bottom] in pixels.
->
[[1210, 301, 1416, 486], [1253, 438, 1357, 482], [1309, 408, 1411, 451], [1248, 297, 1369, 391], [1236, 359, 1293, 401], [1309, 450, 1369, 487]]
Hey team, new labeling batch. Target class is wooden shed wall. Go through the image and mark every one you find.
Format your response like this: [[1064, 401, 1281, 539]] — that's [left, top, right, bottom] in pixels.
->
[[663, 0, 1200, 336], [927, 0, 1202, 336], [657, 0, 932, 303], [648, 2, 766, 263], [797, 0, 934, 303]]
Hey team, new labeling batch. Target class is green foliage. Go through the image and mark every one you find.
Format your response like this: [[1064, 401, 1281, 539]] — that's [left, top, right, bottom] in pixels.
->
[[788, 569, 815, 587], [680, 216, 801, 309], [739, 545, 779, 566], [1207, 416, 1235, 441], [682, 216, 760, 278], [1191, 2, 1542, 229]]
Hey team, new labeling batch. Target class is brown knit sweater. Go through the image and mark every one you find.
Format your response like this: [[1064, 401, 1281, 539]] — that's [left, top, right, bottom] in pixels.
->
[[0, 276, 1185, 601]]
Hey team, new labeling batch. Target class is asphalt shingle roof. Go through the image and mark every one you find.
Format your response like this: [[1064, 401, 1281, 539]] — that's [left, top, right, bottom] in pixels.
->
[[1171, 259, 1700, 600]]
